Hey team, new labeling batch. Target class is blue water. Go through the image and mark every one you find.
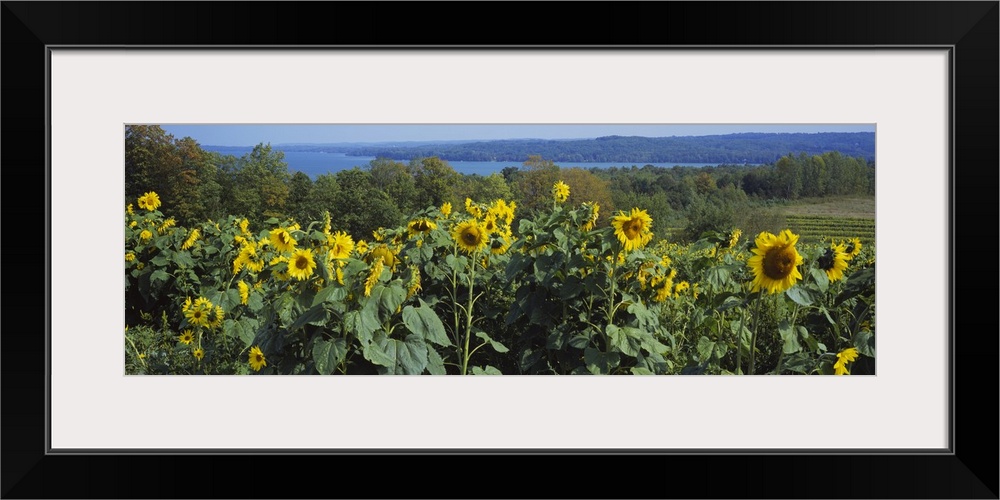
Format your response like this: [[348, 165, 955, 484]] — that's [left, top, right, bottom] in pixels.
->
[[204, 148, 726, 178]]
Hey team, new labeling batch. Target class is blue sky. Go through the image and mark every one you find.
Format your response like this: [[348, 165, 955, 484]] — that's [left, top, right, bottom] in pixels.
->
[[157, 124, 875, 147]]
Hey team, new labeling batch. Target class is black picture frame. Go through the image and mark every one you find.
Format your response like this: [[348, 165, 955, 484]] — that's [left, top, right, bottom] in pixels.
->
[[4, 2, 997, 498]]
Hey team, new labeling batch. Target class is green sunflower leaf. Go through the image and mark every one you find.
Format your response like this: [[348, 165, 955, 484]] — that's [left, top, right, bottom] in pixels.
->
[[425, 347, 447, 375], [810, 268, 829, 292], [312, 284, 347, 308], [289, 304, 328, 331], [778, 320, 802, 354], [785, 285, 814, 307], [584, 348, 620, 375], [312, 338, 347, 375], [853, 330, 876, 358], [402, 301, 451, 347], [471, 365, 503, 375], [366, 333, 428, 375]]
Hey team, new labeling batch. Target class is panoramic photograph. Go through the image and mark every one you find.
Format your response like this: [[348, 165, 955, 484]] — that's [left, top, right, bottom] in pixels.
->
[[124, 124, 876, 375]]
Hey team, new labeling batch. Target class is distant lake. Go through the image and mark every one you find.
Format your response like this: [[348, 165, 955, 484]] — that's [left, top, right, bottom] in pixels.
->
[[203, 148, 735, 178]]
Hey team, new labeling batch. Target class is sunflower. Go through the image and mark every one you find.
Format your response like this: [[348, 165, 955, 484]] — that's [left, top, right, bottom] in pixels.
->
[[490, 232, 512, 255], [137, 191, 161, 211], [673, 280, 691, 298], [185, 307, 208, 328], [747, 230, 804, 294], [488, 199, 516, 226], [364, 258, 384, 297], [238, 280, 250, 305], [654, 270, 676, 303], [158, 217, 176, 235], [178, 330, 194, 345], [842, 238, 863, 260], [552, 181, 570, 203], [611, 208, 654, 252], [181, 228, 200, 250], [126, 203, 134, 215], [407, 218, 437, 238], [481, 214, 499, 235], [817, 244, 850, 282], [192, 348, 205, 361], [452, 219, 488, 254], [248, 345, 267, 372], [355, 240, 369, 257], [727, 229, 742, 249], [465, 198, 483, 219], [440, 202, 452, 218], [406, 267, 422, 299], [125, 252, 135, 262], [269, 227, 297, 253], [139, 229, 153, 242], [287, 248, 317, 281], [328, 231, 354, 260], [367, 245, 398, 270], [833, 347, 859, 375], [193, 297, 213, 311], [581, 202, 600, 231], [233, 243, 262, 274]]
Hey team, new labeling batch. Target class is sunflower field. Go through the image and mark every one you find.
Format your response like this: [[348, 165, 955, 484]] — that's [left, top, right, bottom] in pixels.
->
[[124, 182, 875, 375]]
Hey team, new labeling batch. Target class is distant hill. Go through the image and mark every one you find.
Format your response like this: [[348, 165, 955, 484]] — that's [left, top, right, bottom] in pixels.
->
[[329, 132, 876, 164]]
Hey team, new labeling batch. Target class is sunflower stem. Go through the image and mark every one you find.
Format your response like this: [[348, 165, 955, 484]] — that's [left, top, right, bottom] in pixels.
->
[[749, 290, 763, 375], [450, 244, 462, 349], [460, 252, 477, 376], [735, 308, 745, 375], [603, 253, 621, 351]]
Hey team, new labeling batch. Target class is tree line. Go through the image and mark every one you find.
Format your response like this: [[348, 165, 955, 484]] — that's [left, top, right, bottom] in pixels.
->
[[341, 132, 875, 164], [125, 126, 874, 243]]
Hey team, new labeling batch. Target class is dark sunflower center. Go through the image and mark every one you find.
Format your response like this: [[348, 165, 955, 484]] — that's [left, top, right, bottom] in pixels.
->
[[463, 229, 480, 245], [817, 249, 835, 270], [844, 243, 856, 254], [625, 220, 642, 239], [762, 245, 796, 280], [193, 311, 202, 319], [415, 221, 430, 231], [255, 354, 263, 362], [295, 256, 309, 269]]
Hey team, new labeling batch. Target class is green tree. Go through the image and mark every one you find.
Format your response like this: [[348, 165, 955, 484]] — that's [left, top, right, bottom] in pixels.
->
[[409, 156, 460, 209], [560, 167, 615, 224], [332, 168, 403, 238], [307, 173, 341, 221], [368, 157, 418, 215], [456, 173, 514, 206], [514, 155, 560, 215], [775, 155, 803, 199], [222, 143, 291, 221], [286, 171, 315, 223], [125, 125, 183, 208]]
